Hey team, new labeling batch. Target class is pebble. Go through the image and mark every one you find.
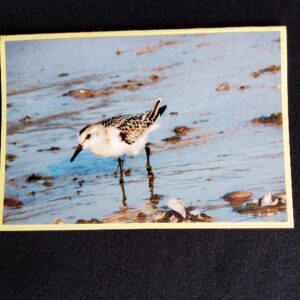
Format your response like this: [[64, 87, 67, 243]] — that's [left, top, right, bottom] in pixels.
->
[[163, 210, 184, 223], [53, 218, 65, 224], [136, 212, 147, 220], [6, 154, 17, 162], [174, 126, 193, 136], [148, 74, 161, 82], [63, 89, 95, 97], [4, 198, 23, 208], [37, 146, 61, 152], [223, 191, 253, 201], [150, 194, 163, 204], [76, 218, 102, 224], [58, 73, 69, 77], [251, 112, 282, 125], [21, 116, 32, 123], [216, 82, 230, 91], [162, 136, 181, 143], [251, 65, 281, 78], [26, 173, 51, 183], [238, 85, 250, 90], [124, 169, 132, 176]]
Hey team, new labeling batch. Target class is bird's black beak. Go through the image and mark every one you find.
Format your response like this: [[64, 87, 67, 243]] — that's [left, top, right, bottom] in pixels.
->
[[70, 144, 83, 162]]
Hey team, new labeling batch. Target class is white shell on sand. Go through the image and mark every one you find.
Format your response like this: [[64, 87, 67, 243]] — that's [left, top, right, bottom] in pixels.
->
[[260, 192, 272, 206], [248, 199, 259, 205], [189, 209, 201, 216], [167, 199, 186, 218]]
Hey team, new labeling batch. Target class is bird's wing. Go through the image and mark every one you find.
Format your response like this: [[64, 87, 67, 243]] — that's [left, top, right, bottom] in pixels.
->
[[116, 115, 152, 144], [98, 115, 129, 127]]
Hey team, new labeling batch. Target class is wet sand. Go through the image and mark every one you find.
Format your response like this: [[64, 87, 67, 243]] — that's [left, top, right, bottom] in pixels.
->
[[3, 32, 286, 224]]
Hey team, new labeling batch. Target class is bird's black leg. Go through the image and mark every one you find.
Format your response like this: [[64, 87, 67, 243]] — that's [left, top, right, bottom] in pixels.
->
[[118, 157, 127, 206], [118, 157, 125, 184], [144, 145, 160, 206], [145, 145, 154, 178]]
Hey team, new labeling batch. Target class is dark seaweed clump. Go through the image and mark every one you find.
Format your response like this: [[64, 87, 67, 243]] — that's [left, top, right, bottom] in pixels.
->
[[251, 112, 282, 125]]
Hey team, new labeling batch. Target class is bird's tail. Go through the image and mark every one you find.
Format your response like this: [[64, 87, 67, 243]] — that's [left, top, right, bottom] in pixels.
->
[[145, 98, 167, 122]]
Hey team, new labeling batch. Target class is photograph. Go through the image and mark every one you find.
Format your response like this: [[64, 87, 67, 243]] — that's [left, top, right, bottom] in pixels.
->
[[0, 27, 293, 230]]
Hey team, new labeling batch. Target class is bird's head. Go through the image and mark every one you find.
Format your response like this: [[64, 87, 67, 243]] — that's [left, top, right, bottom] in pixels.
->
[[70, 125, 100, 162]]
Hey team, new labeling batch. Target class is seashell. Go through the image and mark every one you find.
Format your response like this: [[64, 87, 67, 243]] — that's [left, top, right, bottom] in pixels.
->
[[167, 199, 186, 218], [270, 198, 279, 206], [224, 191, 252, 202], [247, 198, 259, 206], [260, 192, 272, 206], [189, 209, 201, 216]]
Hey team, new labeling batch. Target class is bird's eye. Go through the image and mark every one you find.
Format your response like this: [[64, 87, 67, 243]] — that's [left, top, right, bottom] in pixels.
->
[[86, 134, 91, 140]]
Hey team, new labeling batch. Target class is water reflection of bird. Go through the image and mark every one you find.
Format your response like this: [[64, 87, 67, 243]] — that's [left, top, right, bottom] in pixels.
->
[[70, 98, 167, 203]]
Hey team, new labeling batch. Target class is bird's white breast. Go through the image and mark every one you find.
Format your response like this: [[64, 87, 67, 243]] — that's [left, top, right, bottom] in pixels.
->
[[88, 123, 160, 158]]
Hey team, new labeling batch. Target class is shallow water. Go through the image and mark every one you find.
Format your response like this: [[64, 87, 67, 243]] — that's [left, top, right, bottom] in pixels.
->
[[3, 32, 286, 224]]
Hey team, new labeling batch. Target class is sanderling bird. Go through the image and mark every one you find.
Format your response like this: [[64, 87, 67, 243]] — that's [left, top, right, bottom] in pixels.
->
[[70, 98, 167, 201]]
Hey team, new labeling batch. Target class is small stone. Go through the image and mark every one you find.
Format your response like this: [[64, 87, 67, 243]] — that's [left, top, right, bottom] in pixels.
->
[[76, 218, 102, 224], [21, 116, 32, 123], [43, 180, 53, 187], [6, 154, 17, 162], [238, 85, 250, 90], [53, 218, 65, 224], [148, 74, 161, 82], [63, 89, 95, 98], [163, 210, 184, 223], [162, 136, 181, 143], [49, 146, 60, 151], [26, 173, 42, 183], [88, 218, 102, 224], [137, 212, 147, 220], [251, 65, 280, 78], [124, 169, 132, 176], [251, 71, 261, 78], [58, 73, 69, 77], [174, 126, 193, 136], [264, 65, 281, 73], [4, 198, 23, 208], [224, 191, 253, 202], [150, 194, 163, 204], [251, 112, 282, 125], [216, 82, 230, 91], [198, 213, 214, 222], [26, 173, 51, 183]]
